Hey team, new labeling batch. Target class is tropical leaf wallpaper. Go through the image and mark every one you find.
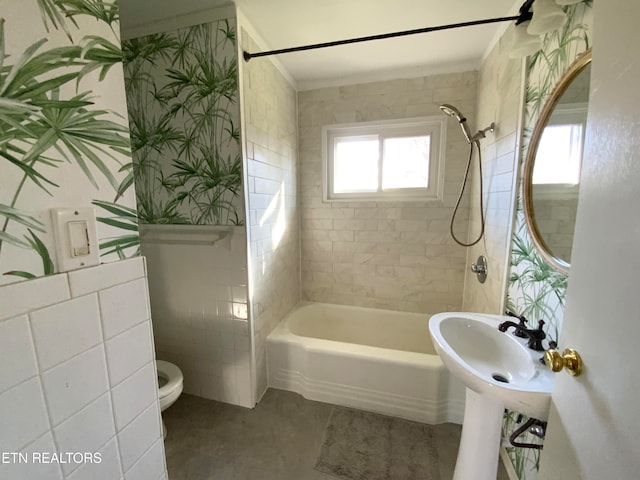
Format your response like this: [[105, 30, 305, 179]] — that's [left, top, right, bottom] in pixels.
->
[[0, 0, 138, 285], [504, 2, 593, 478], [121, 19, 244, 226]]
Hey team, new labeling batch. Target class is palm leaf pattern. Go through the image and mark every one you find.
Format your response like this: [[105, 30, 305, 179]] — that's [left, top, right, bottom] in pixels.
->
[[504, 3, 592, 478], [1, 0, 138, 281], [122, 19, 244, 226]]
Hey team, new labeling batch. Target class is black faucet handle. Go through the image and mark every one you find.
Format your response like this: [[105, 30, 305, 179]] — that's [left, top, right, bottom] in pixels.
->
[[505, 311, 529, 338], [505, 310, 523, 321]]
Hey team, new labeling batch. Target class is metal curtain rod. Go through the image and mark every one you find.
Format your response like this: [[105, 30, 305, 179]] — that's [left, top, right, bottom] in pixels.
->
[[242, 15, 520, 62]]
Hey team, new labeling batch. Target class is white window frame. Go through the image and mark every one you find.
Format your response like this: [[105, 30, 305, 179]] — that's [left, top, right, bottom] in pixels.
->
[[533, 102, 588, 198], [321, 116, 447, 202]]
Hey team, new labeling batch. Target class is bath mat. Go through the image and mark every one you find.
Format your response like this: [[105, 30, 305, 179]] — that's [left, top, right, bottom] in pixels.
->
[[314, 406, 441, 480]]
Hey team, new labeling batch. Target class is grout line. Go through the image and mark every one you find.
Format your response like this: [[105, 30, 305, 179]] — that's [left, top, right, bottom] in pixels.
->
[[121, 436, 163, 477], [32, 293, 102, 374], [112, 370, 158, 434], [97, 297, 126, 479], [0, 372, 39, 397], [24, 313, 65, 479], [103, 357, 154, 396]]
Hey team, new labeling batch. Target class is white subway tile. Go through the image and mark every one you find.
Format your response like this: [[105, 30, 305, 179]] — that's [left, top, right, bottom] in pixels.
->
[[2, 433, 63, 480], [124, 438, 165, 480], [68, 258, 145, 297], [66, 437, 122, 480], [0, 315, 38, 393], [216, 301, 232, 317], [111, 362, 157, 432], [0, 274, 70, 321], [254, 177, 282, 195], [0, 378, 49, 452], [231, 286, 247, 303], [30, 294, 101, 371], [99, 278, 149, 339], [105, 321, 153, 386], [232, 302, 248, 320], [219, 373, 239, 405], [41, 345, 109, 425], [237, 385, 253, 408], [117, 402, 161, 472], [53, 393, 115, 476]]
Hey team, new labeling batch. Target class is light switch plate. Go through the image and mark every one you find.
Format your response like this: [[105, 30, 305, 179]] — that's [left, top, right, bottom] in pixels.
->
[[51, 208, 100, 272]]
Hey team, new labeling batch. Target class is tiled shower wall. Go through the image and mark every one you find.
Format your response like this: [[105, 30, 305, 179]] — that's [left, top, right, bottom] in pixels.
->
[[0, 259, 166, 480], [297, 73, 477, 314], [142, 228, 252, 408], [461, 25, 523, 313], [240, 28, 301, 400]]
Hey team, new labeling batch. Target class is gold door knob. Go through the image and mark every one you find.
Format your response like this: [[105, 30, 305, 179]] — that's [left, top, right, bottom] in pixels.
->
[[544, 348, 583, 376]]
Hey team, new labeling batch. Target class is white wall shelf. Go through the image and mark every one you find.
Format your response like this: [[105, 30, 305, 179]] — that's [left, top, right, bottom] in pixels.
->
[[138, 224, 233, 246]]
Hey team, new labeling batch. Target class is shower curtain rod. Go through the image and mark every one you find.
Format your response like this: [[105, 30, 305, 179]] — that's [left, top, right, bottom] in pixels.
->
[[242, 15, 520, 62]]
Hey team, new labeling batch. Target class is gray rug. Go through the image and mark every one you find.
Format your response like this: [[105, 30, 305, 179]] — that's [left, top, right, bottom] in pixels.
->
[[314, 407, 441, 480]]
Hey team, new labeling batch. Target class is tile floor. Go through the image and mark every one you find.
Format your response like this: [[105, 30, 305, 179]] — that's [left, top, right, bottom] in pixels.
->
[[163, 389, 510, 480]]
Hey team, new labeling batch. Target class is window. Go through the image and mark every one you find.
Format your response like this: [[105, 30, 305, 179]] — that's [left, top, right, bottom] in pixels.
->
[[322, 117, 446, 201], [533, 103, 588, 186]]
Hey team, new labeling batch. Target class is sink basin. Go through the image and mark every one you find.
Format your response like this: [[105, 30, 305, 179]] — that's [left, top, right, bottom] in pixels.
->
[[430, 312, 553, 420], [429, 312, 554, 480]]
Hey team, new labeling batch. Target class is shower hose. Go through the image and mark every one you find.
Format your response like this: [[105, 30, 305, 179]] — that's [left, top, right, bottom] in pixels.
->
[[450, 139, 485, 247]]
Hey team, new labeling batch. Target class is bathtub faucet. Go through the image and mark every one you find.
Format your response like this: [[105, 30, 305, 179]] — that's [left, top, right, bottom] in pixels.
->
[[498, 319, 546, 351]]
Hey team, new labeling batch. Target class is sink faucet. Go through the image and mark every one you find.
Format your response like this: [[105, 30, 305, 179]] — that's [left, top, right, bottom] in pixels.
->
[[504, 311, 529, 338], [498, 319, 546, 351]]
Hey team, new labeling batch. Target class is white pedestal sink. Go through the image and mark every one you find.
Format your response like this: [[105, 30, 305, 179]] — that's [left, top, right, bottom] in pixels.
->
[[429, 312, 554, 480]]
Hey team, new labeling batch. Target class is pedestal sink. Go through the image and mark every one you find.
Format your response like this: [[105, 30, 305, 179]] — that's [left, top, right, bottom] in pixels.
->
[[429, 312, 554, 480]]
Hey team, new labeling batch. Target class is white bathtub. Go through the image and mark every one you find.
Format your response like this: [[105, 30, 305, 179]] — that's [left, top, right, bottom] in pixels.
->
[[266, 302, 465, 424]]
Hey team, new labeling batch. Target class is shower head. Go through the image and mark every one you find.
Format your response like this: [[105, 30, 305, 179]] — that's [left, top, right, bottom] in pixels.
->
[[440, 104, 467, 123], [440, 103, 473, 144]]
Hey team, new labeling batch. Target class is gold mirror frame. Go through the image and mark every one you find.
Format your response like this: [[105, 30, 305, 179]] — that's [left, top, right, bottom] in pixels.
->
[[522, 49, 592, 276]]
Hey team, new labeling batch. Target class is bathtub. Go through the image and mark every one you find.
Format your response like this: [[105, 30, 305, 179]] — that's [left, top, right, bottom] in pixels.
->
[[266, 302, 465, 424]]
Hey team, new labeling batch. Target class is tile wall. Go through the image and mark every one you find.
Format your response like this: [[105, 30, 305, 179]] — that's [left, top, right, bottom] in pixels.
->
[[141, 227, 252, 408], [240, 29, 301, 400], [297, 73, 477, 314], [461, 25, 523, 314], [0, 258, 166, 480], [531, 196, 578, 262]]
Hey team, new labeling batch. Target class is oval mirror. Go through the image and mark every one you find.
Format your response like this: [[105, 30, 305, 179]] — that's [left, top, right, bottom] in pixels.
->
[[523, 50, 592, 275]]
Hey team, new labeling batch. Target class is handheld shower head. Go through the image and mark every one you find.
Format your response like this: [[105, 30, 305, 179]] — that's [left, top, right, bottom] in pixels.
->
[[440, 104, 473, 143], [440, 104, 466, 123], [440, 104, 496, 248]]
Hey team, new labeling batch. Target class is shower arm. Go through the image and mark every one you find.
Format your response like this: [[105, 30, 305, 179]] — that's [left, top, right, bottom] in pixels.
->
[[471, 123, 496, 143]]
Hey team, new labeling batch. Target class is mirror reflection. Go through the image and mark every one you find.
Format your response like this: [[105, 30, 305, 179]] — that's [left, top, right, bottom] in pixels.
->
[[532, 64, 590, 263], [527, 59, 591, 269]]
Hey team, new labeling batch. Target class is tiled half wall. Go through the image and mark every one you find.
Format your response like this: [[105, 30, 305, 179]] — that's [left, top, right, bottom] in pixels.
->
[[142, 227, 252, 408], [0, 258, 167, 480]]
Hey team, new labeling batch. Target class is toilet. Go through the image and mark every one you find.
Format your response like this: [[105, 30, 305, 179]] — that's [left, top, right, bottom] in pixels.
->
[[157, 360, 183, 439]]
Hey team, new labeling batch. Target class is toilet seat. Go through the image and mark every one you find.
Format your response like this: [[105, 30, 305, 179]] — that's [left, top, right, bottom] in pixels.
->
[[157, 360, 183, 411]]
